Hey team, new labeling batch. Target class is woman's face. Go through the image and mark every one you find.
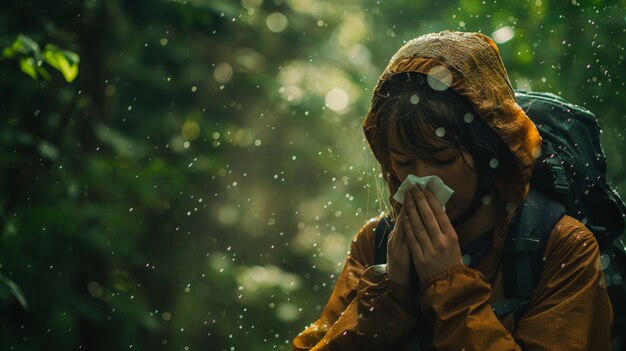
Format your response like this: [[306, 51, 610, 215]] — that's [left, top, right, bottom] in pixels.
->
[[387, 126, 478, 222]]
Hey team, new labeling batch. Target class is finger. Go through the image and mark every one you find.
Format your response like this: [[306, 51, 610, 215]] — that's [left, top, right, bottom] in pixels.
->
[[423, 188, 455, 235], [388, 206, 407, 250], [388, 217, 405, 249], [410, 186, 442, 240], [396, 203, 406, 227], [402, 201, 424, 264], [404, 191, 431, 255]]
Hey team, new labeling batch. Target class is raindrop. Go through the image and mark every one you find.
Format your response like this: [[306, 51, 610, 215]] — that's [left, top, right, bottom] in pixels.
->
[[599, 254, 610, 271], [463, 113, 474, 123], [489, 158, 499, 168], [182, 121, 200, 141], [266, 12, 288, 33], [325, 88, 349, 112], [481, 195, 492, 206], [242, 0, 262, 10], [505, 202, 516, 213], [492, 26, 515, 44], [214, 63, 233, 84], [409, 94, 419, 105], [435, 127, 446, 137], [426, 65, 453, 91], [87, 281, 103, 298]]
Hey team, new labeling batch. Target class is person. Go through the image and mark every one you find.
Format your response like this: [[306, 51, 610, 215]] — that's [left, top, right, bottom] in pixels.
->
[[292, 31, 613, 350]]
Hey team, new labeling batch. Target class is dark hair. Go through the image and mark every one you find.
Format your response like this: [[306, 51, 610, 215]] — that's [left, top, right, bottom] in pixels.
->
[[372, 72, 514, 220]]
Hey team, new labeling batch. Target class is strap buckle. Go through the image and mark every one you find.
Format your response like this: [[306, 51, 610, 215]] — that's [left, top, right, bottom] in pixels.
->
[[546, 158, 570, 193]]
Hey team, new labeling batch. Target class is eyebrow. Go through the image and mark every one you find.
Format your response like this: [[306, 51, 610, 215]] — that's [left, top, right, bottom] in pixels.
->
[[390, 146, 450, 154]]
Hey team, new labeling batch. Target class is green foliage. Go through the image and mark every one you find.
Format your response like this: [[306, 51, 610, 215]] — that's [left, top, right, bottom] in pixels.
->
[[0, 1, 624, 350], [2, 34, 79, 82]]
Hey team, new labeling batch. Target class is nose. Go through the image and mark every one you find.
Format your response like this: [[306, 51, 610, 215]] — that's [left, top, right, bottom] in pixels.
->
[[408, 159, 435, 178]]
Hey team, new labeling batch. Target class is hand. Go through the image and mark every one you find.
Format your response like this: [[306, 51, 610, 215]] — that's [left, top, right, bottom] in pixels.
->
[[403, 185, 462, 285], [386, 205, 413, 287]]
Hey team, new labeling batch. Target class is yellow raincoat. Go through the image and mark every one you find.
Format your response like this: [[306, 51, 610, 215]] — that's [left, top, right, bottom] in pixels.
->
[[293, 31, 613, 350]]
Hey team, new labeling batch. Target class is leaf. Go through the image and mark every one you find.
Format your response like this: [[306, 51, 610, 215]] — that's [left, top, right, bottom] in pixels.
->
[[61, 49, 79, 66], [56, 54, 78, 82], [2, 46, 15, 58], [16, 34, 40, 55], [2, 34, 42, 59], [19, 57, 38, 80], [43, 44, 79, 82], [3, 36, 78, 82], [35, 64, 51, 80], [0, 274, 28, 309]]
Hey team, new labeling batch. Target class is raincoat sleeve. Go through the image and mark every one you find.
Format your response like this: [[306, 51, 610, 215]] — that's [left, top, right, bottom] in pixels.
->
[[292, 219, 420, 350], [419, 215, 613, 351]]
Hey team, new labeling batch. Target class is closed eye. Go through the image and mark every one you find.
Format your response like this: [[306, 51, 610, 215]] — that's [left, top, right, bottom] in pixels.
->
[[437, 157, 456, 165], [393, 157, 456, 167]]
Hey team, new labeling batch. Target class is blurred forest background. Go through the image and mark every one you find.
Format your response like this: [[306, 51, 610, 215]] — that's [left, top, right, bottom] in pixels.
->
[[1, 0, 624, 350]]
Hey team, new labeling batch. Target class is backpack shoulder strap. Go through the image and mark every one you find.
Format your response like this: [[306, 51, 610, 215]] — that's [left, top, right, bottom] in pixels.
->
[[492, 189, 567, 320], [374, 214, 394, 265]]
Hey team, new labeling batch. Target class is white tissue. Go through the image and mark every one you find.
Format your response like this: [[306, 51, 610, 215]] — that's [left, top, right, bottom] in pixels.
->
[[393, 174, 454, 210]]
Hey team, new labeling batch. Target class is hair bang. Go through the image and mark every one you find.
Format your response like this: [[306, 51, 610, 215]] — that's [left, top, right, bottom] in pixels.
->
[[388, 94, 462, 158]]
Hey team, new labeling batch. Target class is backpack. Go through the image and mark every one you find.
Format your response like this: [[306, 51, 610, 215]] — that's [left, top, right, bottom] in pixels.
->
[[373, 91, 626, 350]]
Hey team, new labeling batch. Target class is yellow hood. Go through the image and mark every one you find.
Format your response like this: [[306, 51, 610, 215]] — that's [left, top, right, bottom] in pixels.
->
[[362, 30, 542, 212]]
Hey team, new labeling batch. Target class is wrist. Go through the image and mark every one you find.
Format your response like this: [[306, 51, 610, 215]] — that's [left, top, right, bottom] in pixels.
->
[[387, 264, 411, 288], [421, 263, 468, 291]]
